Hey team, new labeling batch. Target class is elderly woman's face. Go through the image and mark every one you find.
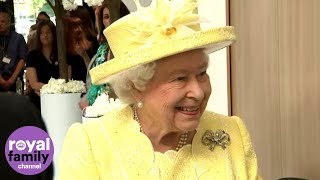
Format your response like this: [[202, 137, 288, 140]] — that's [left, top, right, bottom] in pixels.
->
[[140, 49, 211, 132]]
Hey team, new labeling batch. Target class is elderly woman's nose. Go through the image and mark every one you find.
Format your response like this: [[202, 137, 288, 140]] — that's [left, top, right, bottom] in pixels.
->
[[186, 78, 205, 100]]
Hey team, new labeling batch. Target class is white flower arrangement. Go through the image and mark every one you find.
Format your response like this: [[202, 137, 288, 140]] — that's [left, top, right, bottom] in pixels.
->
[[62, 0, 104, 11], [41, 78, 86, 94], [84, 0, 104, 7], [83, 93, 124, 118], [62, 0, 78, 11]]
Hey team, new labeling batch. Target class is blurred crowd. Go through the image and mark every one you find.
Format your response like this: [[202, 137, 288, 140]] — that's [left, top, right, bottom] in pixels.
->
[[0, 0, 129, 111]]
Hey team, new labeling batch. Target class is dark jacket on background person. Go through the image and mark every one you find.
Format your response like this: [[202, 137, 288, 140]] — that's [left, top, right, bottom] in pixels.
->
[[0, 31, 28, 76]]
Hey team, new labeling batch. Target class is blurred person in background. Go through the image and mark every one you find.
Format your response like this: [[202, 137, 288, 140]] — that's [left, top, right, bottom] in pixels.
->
[[64, 6, 99, 83], [27, 11, 50, 52], [0, 9, 28, 93], [79, 1, 130, 110], [26, 20, 59, 110], [25, 11, 50, 96]]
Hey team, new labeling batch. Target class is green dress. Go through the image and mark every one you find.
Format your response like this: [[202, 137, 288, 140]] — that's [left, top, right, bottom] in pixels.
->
[[88, 42, 111, 105]]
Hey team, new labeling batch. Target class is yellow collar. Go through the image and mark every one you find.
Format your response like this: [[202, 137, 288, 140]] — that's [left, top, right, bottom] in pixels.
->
[[97, 105, 233, 178]]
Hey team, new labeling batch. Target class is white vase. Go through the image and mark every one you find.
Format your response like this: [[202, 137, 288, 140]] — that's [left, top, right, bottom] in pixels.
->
[[40, 93, 82, 180]]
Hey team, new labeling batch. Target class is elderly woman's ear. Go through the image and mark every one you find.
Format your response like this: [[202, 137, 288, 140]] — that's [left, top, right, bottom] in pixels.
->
[[130, 86, 143, 105]]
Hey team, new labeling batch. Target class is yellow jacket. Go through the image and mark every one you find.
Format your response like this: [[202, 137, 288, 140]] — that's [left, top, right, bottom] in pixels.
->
[[59, 105, 261, 179]]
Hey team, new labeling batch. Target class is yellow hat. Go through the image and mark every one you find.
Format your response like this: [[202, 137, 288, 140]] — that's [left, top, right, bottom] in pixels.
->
[[90, 0, 236, 85]]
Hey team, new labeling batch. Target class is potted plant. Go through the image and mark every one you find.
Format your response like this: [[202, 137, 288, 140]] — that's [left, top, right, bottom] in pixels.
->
[[40, 78, 85, 179]]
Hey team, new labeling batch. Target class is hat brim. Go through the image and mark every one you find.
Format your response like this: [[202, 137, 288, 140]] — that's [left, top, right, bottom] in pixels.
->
[[90, 26, 236, 85]]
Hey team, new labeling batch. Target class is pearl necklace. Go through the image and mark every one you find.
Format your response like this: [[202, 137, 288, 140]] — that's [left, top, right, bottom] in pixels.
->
[[133, 106, 188, 151]]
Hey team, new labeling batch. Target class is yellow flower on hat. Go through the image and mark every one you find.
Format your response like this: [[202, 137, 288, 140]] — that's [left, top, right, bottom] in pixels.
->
[[129, 0, 202, 45]]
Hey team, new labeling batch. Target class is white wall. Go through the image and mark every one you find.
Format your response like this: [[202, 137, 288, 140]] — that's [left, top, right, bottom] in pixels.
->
[[198, 0, 228, 115], [122, 0, 151, 11], [123, 0, 229, 115]]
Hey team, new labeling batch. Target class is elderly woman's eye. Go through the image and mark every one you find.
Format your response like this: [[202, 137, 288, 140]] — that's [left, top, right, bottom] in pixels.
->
[[199, 71, 207, 76], [176, 76, 186, 81]]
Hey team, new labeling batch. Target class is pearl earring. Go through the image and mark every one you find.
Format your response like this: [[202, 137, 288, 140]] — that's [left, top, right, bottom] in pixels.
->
[[137, 101, 143, 108]]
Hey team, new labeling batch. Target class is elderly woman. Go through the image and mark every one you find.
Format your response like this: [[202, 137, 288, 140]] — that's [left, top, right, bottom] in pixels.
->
[[59, 0, 261, 179]]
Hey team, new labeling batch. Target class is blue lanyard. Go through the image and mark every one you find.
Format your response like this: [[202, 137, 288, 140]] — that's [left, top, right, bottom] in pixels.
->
[[0, 34, 9, 70], [0, 34, 9, 57]]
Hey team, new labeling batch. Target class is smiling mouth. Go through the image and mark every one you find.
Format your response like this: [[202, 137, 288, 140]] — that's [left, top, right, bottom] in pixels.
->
[[176, 107, 200, 113]]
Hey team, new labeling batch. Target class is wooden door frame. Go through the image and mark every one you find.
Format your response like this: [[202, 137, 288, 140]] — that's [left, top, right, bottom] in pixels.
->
[[226, 0, 232, 115]]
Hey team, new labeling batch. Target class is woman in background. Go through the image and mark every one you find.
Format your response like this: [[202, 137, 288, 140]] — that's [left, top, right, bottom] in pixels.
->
[[26, 20, 59, 110], [79, 1, 130, 110], [27, 11, 50, 52], [64, 6, 99, 83]]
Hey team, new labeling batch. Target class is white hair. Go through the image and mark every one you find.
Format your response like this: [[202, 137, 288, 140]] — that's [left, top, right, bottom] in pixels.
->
[[108, 62, 156, 104]]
